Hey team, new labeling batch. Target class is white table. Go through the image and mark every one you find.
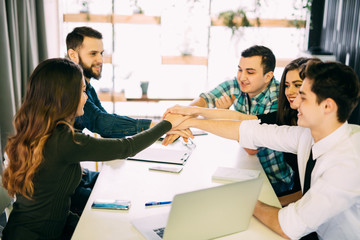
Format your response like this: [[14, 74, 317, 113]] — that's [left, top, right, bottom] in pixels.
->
[[72, 134, 285, 240]]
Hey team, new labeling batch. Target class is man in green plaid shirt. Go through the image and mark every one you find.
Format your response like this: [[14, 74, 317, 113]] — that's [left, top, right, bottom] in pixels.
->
[[192, 45, 294, 196]]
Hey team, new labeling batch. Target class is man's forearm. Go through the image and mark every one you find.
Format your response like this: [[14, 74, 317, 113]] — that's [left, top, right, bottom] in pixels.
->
[[253, 201, 289, 239], [184, 118, 241, 141], [278, 191, 302, 207], [193, 107, 258, 121], [190, 97, 208, 107]]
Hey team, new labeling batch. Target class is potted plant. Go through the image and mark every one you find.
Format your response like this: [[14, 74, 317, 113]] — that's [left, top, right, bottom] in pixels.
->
[[131, 0, 144, 14], [218, 9, 252, 35]]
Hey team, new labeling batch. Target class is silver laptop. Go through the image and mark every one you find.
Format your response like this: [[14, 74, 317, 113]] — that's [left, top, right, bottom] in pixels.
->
[[132, 177, 264, 240]]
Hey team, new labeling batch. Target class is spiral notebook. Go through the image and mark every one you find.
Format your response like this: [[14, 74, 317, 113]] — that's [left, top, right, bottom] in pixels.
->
[[127, 140, 194, 165]]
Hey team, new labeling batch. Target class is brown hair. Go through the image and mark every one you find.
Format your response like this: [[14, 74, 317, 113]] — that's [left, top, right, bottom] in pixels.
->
[[66, 26, 102, 51], [277, 57, 321, 125], [2, 58, 83, 199]]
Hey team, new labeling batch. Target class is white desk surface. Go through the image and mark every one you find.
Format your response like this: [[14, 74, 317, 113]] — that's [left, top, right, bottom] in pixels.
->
[[72, 133, 285, 240]]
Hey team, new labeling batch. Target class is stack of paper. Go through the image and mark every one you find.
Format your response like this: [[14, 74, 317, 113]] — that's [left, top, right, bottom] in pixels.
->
[[212, 167, 260, 182]]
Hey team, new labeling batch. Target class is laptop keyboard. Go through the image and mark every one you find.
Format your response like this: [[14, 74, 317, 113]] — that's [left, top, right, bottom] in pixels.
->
[[153, 227, 165, 238]]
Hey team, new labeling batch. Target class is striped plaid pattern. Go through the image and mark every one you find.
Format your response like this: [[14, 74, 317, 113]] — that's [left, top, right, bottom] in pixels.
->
[[200, 77, 294, 195]]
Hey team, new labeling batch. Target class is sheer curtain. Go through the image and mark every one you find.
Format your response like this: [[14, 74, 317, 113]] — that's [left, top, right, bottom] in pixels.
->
[[0, 0, 48, 173]]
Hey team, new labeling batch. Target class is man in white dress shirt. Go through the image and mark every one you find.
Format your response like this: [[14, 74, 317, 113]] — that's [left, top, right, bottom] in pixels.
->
[[164, 60, 360, 239]]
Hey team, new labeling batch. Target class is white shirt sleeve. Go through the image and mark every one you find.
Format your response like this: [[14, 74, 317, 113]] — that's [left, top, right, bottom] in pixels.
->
[[238, 120, 301, 154]]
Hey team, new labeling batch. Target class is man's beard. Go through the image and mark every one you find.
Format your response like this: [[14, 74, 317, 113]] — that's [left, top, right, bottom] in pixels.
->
[[79, 57, 102, 80]]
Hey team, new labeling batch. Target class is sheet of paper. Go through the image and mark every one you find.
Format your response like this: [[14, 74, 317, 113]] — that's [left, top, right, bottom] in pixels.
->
[[212, 167, 260, 182], [127, 145, 191, 165]]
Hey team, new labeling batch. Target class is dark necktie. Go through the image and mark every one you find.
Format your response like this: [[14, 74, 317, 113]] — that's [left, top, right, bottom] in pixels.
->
[[300, 149, 319, 240], [303, 149, 316, 194]]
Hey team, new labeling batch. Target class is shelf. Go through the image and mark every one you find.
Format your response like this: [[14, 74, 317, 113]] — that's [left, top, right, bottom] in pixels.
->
[[126, 98, 193, 102], [99, 54, 288, 68], [63, 13, 160, 24], [104, 55, 112, 64], [97, 92, 118, 102], [63, 14, 304, 28], [98, 92, 126, 102], [103, 52, 288, 68], [63, 13, 111, 22], [276, 58, 293, 68], [113, 14, 160, 24], [211, 17, 306, 28], [104, 55, 288, 67], [97, 92, 192, 102], [161, 56, 208, 66]]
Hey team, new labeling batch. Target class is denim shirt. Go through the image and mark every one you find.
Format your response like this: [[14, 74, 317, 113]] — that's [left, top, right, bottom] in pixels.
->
[[74, 81, 151, 138]]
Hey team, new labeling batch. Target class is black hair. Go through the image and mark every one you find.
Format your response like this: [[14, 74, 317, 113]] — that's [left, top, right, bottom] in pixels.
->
[[241, 45, 276, 75], [305, 61, 360, 122]]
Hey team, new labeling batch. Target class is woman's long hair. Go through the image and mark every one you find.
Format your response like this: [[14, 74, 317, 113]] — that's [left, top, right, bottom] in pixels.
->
[[276, 57, 319, 126], [2, 58, 83, 199]]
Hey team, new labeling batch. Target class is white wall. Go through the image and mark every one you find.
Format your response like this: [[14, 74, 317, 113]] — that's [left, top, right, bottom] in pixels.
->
[[43, 0, 61, 58]]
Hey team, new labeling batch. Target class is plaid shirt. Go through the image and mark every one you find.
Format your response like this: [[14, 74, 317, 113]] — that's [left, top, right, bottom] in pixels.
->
[[200, 77, 294, 195]]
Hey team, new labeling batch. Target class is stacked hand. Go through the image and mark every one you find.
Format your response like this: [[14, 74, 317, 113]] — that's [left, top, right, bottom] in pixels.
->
[[162, 105, 197, 146], [163, 112, 193, 145]]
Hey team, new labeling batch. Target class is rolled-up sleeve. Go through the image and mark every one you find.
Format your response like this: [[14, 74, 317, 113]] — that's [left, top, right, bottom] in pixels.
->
[[200, 92, 217, 108], [199, 79, 237, 108], [278, 200, 311, 239], [238, 120, 260, 149], [279, 159, 360, 239]]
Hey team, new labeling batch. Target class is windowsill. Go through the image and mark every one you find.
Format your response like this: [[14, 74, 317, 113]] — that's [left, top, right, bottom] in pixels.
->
[[63, 13, 160, 24], [97, 92, 193, 102]]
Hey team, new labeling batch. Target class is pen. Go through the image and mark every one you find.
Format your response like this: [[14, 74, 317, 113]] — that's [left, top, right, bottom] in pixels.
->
[[145, 201, 172, 207]]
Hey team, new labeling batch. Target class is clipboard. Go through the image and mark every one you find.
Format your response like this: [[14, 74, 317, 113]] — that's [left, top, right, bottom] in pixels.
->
[[127, 141, 193, 165]]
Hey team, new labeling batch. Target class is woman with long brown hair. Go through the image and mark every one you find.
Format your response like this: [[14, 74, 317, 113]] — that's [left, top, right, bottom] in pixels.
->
[[2, 58, 190, 240]]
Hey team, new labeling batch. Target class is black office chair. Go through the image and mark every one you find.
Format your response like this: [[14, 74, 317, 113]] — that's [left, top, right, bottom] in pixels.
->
[[0, 176, 11, 239], [349, 102, 360, 125], [0, 150, 12, 238]]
